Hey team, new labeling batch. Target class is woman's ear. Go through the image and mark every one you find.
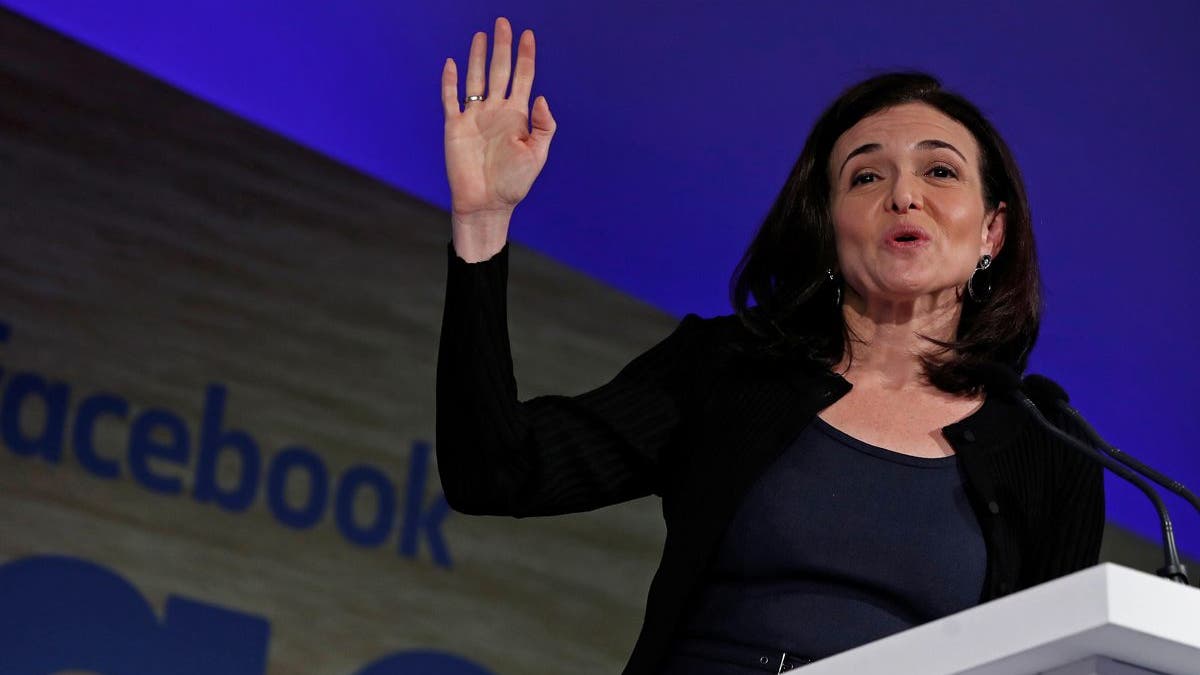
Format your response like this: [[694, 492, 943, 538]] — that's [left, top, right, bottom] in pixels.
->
[[983, 201, 1007, 258]]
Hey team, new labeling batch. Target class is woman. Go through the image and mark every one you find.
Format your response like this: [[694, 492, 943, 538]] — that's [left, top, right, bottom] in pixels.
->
[[437, 17, 1104, 675]]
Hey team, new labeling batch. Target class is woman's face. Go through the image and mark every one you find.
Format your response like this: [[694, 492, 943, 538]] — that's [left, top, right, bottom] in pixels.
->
[[828, 102, 1005, 307]]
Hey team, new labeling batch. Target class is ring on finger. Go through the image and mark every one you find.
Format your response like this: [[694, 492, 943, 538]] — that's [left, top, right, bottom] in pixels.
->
[[465, 94, 485, 102]]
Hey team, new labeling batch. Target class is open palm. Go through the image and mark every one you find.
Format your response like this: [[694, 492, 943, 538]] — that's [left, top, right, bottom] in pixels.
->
[[442, 17, 555, 219]]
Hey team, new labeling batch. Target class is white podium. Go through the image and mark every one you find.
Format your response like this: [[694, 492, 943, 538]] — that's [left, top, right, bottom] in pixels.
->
[[789, 563, 1200, 675]]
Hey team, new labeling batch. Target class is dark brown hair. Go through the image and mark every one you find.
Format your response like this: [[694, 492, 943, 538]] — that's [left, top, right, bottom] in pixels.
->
[[729, 72, 1039, 394]]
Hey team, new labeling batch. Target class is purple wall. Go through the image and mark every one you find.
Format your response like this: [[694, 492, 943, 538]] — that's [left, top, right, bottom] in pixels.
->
[[6, 0, 1197, 555]]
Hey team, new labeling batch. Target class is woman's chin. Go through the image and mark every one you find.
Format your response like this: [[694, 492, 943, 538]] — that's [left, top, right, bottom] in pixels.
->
[[861, 280, 958, 306]]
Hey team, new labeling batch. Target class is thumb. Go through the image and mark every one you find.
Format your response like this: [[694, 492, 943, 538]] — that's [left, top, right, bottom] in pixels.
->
[[529, 95, 556, 157]]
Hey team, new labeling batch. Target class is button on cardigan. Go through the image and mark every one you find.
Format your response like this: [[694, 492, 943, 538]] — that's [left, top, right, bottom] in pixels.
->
[[436, 241, 1105, 675]]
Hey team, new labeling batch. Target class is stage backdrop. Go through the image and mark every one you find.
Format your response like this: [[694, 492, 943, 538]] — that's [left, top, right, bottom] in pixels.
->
[[4, 0, 1196, 559], [0, 7, 1193, 675]]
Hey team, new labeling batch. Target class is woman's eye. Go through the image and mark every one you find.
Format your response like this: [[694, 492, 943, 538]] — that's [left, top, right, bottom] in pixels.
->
[[929, 165, 957, 179], [850, 172, 878, 186]]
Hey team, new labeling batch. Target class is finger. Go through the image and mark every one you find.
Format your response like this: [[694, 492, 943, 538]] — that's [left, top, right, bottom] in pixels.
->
[[488, 16, 513, 101], [441, 58, 460, 116], [465, 31, 487, 106], [529, 95, 556, 163], [508, 29, 535, 108]]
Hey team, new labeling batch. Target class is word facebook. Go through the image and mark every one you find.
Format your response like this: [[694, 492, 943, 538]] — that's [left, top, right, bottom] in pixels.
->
[[0, 321, 452, 568], [0, 555, 494, 674]]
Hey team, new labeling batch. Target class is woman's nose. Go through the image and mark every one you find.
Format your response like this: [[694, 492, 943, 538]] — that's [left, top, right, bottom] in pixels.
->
[[888, 174, 922, 213]]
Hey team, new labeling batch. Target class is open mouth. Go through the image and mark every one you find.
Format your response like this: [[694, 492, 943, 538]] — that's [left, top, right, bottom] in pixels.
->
[[884, 224, 930, 247]]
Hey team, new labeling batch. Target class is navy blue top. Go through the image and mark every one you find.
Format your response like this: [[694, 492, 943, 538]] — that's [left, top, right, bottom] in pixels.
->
[[669, 415, 987, 668]]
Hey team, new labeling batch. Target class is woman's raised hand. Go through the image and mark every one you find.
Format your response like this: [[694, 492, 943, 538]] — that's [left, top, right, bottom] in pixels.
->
[[442, 17, 556, 262]]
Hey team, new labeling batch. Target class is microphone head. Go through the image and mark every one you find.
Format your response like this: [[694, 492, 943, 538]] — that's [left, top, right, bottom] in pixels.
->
[[1022, 374, 1070, 404]]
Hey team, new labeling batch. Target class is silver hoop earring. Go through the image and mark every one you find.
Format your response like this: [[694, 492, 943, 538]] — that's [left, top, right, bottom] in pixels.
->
[[967, 254, 993, 303], [826, 268, 842, 307]]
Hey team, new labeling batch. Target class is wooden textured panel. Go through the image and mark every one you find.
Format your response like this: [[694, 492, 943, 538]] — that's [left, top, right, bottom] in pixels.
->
[[0, 8, 673, 674]]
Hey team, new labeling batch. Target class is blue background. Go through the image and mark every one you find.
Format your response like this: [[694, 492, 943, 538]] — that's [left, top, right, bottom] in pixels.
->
[[4, 0, 1197, 555]]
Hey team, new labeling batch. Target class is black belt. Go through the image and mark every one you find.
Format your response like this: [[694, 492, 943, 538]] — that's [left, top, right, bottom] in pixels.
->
[[673, 638, 820, 673]]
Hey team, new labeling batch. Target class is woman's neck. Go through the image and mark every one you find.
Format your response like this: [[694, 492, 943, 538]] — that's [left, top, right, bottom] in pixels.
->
[[836, 287, 963, 390]]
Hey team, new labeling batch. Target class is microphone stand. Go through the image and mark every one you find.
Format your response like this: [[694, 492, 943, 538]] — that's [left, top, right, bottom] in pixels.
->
[[984, 365, 1190, 585], [1023, 375, 1198, 585]]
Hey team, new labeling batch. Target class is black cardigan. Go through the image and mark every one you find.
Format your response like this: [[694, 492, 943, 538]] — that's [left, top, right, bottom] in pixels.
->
[[436, 242, 1105, 675]]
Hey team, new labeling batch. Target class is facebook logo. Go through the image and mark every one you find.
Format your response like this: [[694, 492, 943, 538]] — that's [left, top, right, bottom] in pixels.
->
[[0, 556, 494, 675]]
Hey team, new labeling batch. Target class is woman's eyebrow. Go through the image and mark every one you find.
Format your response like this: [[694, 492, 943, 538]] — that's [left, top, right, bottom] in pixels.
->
[[838, 143, 881, 178], [837, 139, 968, 178], [917, 139, 967, 163]]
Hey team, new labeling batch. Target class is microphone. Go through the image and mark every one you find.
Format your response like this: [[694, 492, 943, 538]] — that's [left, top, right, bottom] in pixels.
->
[[1023, 375, 1200, 517], [980, 364, 1191, 585], [1022, 372, 1200, 509], [1024, 373, 1200, 548]]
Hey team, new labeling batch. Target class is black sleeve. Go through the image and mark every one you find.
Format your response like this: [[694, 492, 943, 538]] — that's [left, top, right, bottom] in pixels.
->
[[1028, 402, 1106, 581], [435, 241, 703, 517]]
